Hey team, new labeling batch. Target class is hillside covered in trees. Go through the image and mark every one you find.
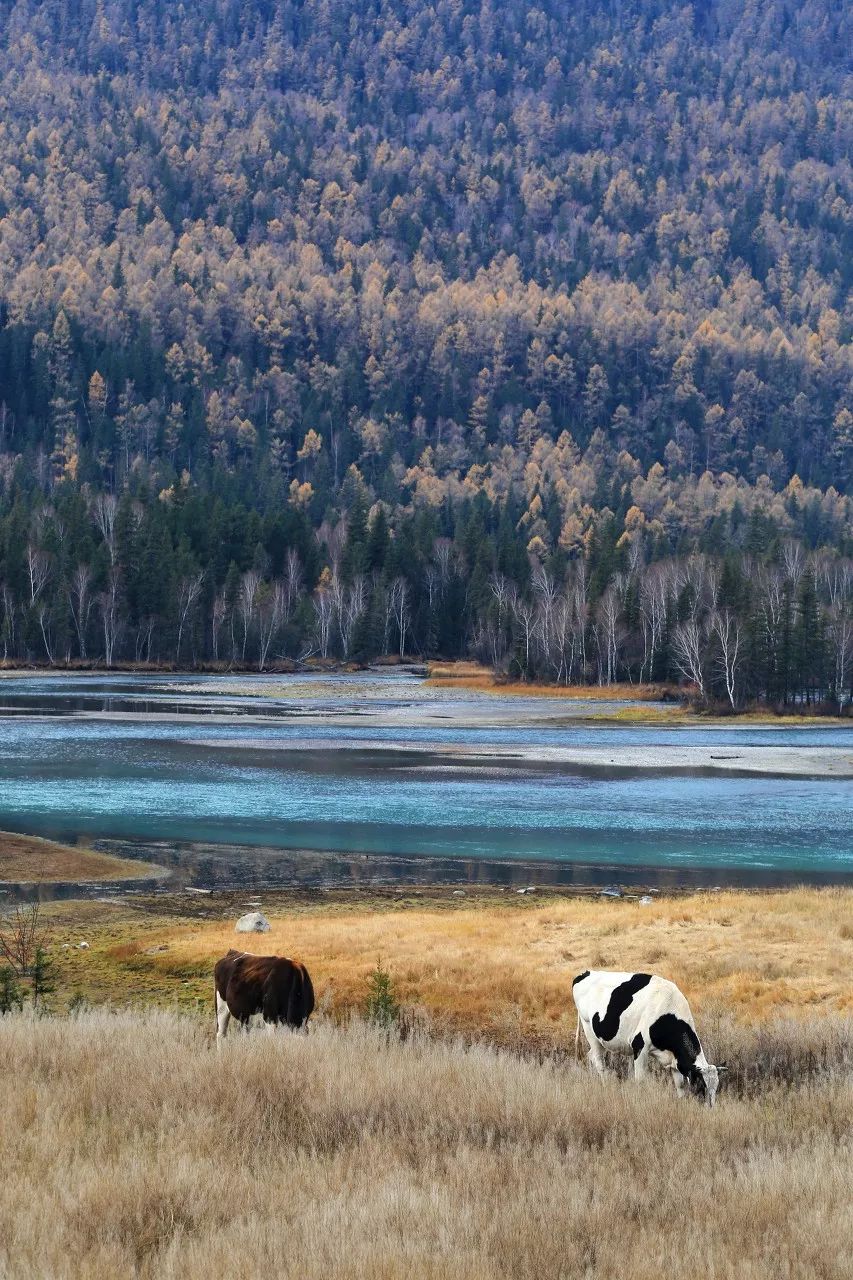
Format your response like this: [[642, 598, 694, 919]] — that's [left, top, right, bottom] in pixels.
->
[[0, 0, 850, 704]]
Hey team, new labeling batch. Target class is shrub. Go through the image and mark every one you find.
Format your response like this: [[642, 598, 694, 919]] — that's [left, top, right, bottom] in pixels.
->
[[0, 965, 23, 1014], [364, 958, 400, 1029], [31, 947, 56, 1011], [0, 900, 48, 977]]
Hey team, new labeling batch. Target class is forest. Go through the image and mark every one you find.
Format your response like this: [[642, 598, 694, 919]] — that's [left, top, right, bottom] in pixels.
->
[[0, 0, 850, 705]]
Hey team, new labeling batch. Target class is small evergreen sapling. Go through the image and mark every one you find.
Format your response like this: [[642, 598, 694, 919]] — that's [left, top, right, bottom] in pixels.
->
[[365, 958, 400, 1029], [31, 946, 56, 1012], [0, 965, 23, 1014]]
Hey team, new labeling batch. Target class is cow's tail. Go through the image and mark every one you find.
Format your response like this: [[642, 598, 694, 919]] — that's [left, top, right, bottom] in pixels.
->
[[575, 1012, 581, 1060], [286, 964, 303, 1027], [300, 965, 315, 1029], [287, 962, 314, 1029]]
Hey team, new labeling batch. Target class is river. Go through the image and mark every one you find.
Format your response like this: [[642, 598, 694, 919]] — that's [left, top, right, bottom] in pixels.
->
[[0, 671, 850, 889]]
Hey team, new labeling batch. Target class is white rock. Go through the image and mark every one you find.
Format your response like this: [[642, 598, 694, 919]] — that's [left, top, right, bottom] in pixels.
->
[[235, 911, 270, 933], [77, 941, 90, 949], [638, 895, 654, 906]]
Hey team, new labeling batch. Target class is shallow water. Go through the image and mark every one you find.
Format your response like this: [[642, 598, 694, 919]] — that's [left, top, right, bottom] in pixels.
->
[[0, 672, 850, 885]]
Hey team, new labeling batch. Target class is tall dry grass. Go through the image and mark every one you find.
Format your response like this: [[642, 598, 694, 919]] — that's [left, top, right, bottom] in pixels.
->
[[2, 1008, 851, 1279]]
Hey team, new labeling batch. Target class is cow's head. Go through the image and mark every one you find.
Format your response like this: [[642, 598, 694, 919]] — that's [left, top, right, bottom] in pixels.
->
[[688, 1062, 727, 1107]]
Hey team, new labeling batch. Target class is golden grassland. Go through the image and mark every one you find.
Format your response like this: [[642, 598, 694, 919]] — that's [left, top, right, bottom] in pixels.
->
[[426, 660, 671, 702], [4, 888, 853, 1276], [2, 1007, 852, 1279], [0, 831, 164, 884], [426, 661, 851, 723], [41, 887, 853, 1044]]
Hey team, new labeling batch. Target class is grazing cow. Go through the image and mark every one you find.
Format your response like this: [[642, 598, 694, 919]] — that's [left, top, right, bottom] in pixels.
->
[[572, 969, 726, 1105], [214, 949, 314, 1042]]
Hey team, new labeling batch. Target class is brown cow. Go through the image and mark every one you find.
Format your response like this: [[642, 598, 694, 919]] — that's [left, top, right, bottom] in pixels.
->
[[214, 949, 315, 1041]]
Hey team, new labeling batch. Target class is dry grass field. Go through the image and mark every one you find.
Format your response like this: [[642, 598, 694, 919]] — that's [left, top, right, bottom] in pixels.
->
[[43, 888, 853, 1047], [424, 662, 851, 723], [426, 661, 671, 702], [0, 831, 163, 884], [4, 888, 853, 1276], [1, 1006, 851, 1279]]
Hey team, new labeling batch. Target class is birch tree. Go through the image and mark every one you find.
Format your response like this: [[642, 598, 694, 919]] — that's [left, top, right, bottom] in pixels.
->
[[672, 618, 707, 701], [711, 609, 742, 710], [68, 564, 93, 660]]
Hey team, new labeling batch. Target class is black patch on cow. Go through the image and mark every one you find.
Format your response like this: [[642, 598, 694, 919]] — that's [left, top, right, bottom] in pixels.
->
[[591, 973, 653, 1041], [572, 970, 590, 987], [631, 1032, 645, 1059], [649, 1013, 702, 1080]]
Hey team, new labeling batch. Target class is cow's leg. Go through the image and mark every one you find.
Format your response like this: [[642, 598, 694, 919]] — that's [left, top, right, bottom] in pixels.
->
[[671, 1069, 687, 1098], [579, 1019, 606, 1076], [632, 1032, 650, 1082], [215, 991, 231, 1045]]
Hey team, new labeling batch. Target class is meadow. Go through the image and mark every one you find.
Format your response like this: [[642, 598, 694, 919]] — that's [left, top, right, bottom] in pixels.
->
[[4, 886, 852, 1277], [0, 832, 164, 885], [45, 886, 853, 1042], [425, 662, 852, 723], [2, 1005, 851, 1279]]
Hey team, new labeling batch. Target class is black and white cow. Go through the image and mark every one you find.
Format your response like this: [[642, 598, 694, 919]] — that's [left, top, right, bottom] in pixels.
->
[[572, 969, 726, 1105]]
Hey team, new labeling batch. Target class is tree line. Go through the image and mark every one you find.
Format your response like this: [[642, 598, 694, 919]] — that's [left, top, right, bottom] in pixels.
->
[[1, 463, 850, 710], [0, 0, 850, 707]]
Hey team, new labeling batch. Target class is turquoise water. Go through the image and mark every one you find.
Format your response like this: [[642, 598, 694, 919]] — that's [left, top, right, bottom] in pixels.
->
[[0, 674, 850, 882]]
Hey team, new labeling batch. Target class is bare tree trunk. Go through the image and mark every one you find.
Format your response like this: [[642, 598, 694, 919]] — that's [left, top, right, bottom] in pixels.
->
[[37, 604, 55, 664], [68, 564, 93, 660], [511, 592, 537, 676], [712, 610, 742, 709], [257, 582, 286, 670], [238, 571, 260, 663], [99, 571, 123, 667], [92, 493, 118, 566], [176, 572, 205, 665], [390, 578, 409, 657], [312, 584, 334, 658], [672, 618, 707, 701]]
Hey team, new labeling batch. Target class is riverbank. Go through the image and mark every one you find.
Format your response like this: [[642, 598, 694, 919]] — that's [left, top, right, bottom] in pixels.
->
[[426, 661, 851, 723], [2, 662, 848, 726], [0, 657, 421, 679], [427, 661, 673, 700], [0, 831, 166, 885]]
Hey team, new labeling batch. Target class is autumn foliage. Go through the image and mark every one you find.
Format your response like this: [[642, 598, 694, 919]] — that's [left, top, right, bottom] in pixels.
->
[[0, 0, 849, 699]]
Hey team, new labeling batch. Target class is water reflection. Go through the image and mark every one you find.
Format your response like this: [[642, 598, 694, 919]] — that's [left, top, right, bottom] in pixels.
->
[[6, 837, 848, 905]]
